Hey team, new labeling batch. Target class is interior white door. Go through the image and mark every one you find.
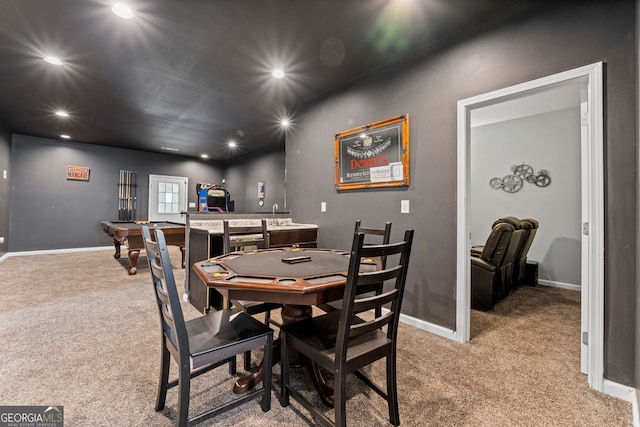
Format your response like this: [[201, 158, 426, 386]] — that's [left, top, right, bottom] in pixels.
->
[[148, 175, 188, 223]]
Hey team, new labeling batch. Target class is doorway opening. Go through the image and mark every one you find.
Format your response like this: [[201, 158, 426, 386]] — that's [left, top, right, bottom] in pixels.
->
[[456, 63, 604, 391]]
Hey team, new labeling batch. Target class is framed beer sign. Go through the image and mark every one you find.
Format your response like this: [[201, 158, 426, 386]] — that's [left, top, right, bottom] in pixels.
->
[[334, 114, 409, 190]]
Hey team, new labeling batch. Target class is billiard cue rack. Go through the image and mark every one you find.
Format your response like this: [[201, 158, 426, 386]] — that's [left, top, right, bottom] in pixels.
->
[[118, 170, 138, 220]]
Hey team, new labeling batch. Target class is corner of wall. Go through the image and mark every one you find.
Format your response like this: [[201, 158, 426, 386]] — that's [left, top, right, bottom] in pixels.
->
[[0, 123, 10, 256]]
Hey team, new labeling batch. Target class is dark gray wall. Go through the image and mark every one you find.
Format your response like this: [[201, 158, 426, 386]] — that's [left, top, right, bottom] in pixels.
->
[[224, 150, 286, 213], [0, 122, 10, 256], [9, 134, 223, 251], [636, 0, 640, 402], [286, 1, 637, 385]]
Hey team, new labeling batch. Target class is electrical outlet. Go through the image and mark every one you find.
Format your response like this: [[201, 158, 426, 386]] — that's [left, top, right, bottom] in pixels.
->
[[401, 200, 410, 214], [188, 202, 196, 208], [321, 202, 326, 212]]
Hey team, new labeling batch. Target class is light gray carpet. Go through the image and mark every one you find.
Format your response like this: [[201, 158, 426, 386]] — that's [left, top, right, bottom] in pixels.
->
[[0, 247, 631, 426]]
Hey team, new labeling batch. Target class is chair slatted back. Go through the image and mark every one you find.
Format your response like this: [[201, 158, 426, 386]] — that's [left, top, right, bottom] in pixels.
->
[[223, 219, 269, 253], [142, 226, 189, 361], [336, 230, 414, 359], [354, 220, 392, 268]]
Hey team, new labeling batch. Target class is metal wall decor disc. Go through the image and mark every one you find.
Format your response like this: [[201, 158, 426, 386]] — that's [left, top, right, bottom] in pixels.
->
[[489, 177, 503, 189], [502, 174, 523, 193], [513, 164, 534, 178], [535, 175, 551, 187]]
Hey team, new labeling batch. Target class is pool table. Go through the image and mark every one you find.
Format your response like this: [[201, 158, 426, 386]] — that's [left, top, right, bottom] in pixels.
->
[[101, 220, 186, 275]]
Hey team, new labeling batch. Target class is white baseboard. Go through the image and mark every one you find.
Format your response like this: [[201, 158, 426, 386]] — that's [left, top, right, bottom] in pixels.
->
[[603, 379, 636, 402], [600, 380, 637, 426], [398, 311, 458, 341], [383, 306, 457, 341], [0, 246, 113, 263], [537, 279, 581, 292]]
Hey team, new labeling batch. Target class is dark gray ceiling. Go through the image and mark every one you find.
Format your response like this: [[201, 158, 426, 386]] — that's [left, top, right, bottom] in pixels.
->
[[0, 0, 530, 161]]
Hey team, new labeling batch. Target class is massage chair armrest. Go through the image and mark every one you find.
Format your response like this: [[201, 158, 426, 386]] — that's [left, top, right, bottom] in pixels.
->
[[471, 256, 497, 272], [470, 246, 483, 257]]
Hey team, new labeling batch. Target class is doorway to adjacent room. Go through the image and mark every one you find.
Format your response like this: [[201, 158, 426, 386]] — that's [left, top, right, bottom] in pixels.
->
[[456, 63, 604, 392]]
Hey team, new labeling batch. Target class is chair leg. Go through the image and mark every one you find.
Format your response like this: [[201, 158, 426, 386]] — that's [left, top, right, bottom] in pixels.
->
[[155, 344, 170, 411], [387, 354, 400, 426], [335, 372, 347, 427], [229, 355, 237, 375], [176, 361, 191, 427], [244, 350, 252, 371], [261, 334, 273, 412], [280, 334, 290, 407]]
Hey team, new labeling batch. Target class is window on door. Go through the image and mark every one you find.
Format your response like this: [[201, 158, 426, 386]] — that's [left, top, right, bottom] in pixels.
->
[[157, 181, 180, 214]]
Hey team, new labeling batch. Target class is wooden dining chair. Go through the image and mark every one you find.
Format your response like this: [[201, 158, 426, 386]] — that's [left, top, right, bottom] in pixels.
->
[[319, 220, 392, 315], [223, 219, 282, 370], [280, 229, 414, 427], [355, 220, 392, 317], [354, 220, 392, 256], [142, 226, 273, 427]]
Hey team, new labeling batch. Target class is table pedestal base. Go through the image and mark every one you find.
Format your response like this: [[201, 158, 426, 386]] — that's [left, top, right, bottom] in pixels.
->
[[232, 304, 335, 407]]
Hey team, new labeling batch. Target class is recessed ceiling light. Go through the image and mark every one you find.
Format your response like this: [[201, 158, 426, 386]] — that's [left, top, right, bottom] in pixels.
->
[[200, 154, 209, 159], [60, 134, 70, 139], [55, 111, 69, 117], [228, 140, 237, 148], [111, 3, 134, 19], [280, 119, 290, 127], [160, 146, 179, 152], [272, 69, 285, 79], [44, 56, 62, 66]]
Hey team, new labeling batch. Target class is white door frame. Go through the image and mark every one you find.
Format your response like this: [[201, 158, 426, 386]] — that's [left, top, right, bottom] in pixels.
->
[[455, 62, 604, 391], [148, 174, 188, 224]]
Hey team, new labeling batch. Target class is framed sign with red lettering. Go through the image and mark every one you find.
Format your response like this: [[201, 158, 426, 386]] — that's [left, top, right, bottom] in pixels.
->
[[334, 114, 409, 190]]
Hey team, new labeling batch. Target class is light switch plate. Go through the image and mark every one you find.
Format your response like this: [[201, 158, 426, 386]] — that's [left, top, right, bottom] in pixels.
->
[[401, 200, 410, 214], [321, 202, 327, 212], [0, 237, 4, 244], [2, 170, 6, 179], [188, 202, 196, 208]]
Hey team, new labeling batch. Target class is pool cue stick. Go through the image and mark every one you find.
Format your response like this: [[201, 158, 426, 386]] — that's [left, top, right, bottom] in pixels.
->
[[132, 171, 137, 219], [118, 170, 123, 220], [124, 171, 129, 220], [127, 171, 131, 219], [122, 170, 126, 220]]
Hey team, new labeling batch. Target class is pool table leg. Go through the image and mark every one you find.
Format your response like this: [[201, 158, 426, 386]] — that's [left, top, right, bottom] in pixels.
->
[[127, 249, 140, 275], [113, 241, 121, 259], [180, 246, 186, 268]]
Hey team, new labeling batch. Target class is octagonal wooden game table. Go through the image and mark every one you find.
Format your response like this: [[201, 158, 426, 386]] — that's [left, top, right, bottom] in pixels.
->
[[192, 247, 379, 407]]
